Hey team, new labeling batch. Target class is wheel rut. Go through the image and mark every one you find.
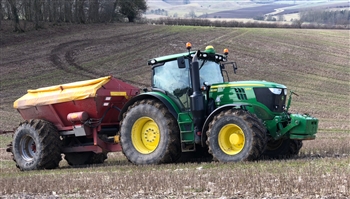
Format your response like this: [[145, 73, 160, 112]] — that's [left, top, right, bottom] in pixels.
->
[[49, 28, 180, 81]]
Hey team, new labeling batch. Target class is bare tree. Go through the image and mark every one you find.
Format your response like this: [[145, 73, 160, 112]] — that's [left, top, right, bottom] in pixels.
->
[[277, 15, 285, 21], [188, 10, 196, 18], [118, 0, 147, 22], [22, 0, 32, 21], [64, 0, 73, 23], [7, 0, 23, 32], [52, 0, 58, 22], [98, 0, 118, 23], [5, 1, 11, 20], [33, 0, 43, 29], [58, 0, 64, 22], [88, 0, 99, 22], [0, 0, 3, 29], [75, 0, 86, 23]]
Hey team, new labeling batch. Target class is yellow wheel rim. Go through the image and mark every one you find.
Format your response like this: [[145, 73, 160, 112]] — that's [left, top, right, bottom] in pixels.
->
[[218, 124, 245, 155], [131, 117, 160, 154]]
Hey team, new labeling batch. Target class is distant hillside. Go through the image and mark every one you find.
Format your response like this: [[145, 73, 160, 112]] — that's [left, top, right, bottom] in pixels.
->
[[146, 0, 248, 18], [145, 0, 349, 19], [161, 0, 187, 5]]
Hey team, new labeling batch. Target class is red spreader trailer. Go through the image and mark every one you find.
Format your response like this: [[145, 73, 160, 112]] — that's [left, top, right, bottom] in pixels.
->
[[8, 76, 139, 170]]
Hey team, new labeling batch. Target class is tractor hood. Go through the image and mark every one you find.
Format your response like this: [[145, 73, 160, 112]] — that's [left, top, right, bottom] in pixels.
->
[[209, 80, 288, 118]]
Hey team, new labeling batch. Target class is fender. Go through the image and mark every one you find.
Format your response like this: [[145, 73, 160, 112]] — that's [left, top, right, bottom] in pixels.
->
[[118, 92, 181, 121], [201, 103, 251, 146]]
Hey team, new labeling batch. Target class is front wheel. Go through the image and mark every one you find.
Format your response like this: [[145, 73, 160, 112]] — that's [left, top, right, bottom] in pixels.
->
[[11, 119, 62, 170], [120, 99, 181, 165], [206, 109, 267, 162]]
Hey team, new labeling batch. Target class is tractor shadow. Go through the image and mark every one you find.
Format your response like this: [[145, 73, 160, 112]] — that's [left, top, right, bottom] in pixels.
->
[[58, 151, 349, 171]]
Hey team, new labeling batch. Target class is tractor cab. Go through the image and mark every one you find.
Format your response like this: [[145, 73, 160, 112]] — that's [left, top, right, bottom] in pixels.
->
[[148, 43, 232, 111]]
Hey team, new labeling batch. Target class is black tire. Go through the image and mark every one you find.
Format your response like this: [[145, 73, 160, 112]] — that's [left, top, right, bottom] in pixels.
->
[[64, 152, 107, 165], [262, 138, 303, 159], [11, 119, 62, 171], [206, 109, 267, 162], [120, 99, 181, 165], [290, 140, 303, 156]]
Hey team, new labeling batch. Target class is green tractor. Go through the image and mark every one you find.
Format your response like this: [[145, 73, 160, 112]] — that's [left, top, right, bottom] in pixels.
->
[[119, 43, 318, 164]]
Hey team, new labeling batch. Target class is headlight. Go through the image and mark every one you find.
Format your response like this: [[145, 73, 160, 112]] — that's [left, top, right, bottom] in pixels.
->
[[269, 88, 282, 95], [284, 89, 287, 95]]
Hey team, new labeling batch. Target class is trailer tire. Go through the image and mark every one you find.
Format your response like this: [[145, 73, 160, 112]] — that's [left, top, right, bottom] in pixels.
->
[[65, 152, 107, 165], [206, 109, 267, 162], [120, 99, 181, 164], [262, 138, 303, 159], [12, 119, 61, 170]]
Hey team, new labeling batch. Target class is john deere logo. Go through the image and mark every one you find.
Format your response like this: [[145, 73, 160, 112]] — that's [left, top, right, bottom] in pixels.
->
[[282, 96, 285, 101]]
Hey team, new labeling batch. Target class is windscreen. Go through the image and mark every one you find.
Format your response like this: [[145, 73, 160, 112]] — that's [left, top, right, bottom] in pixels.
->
[[198, 60, 224, 85], [153, 60, 190, 95]]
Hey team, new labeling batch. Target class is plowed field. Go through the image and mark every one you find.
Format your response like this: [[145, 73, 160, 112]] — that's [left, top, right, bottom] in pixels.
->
[[0, 23, 349, 198]]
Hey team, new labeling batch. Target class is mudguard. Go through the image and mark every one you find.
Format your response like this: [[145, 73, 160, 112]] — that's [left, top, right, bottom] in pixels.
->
[[201, 103, 251, 145], [118, 92, 181, 121]]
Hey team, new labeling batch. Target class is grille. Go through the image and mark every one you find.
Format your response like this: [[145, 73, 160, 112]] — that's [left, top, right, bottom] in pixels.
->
[[234, 88, 247, 100], [253, 88, 286, 113]]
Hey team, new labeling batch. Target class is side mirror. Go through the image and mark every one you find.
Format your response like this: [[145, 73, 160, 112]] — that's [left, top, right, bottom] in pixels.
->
[[222, 62, 238, 74], [177, 57, 186, 68]]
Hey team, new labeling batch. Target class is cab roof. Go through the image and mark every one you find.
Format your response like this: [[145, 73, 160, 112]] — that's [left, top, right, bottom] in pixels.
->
[[147, 51, 227, 66]]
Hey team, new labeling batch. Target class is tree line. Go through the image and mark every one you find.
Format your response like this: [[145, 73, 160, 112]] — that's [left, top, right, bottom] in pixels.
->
[[149, 17, 349, 29], [300, 9, 350, 26], [0, 0, 147, 32]]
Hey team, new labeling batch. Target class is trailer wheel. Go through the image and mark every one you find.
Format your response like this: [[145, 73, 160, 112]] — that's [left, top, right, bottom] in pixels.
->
[[262, 138, 303, 159], [206, 109, 266, 162], [64, 152, 107, 165], [120, 99, 181, 164], [11, 119, 61, 170]]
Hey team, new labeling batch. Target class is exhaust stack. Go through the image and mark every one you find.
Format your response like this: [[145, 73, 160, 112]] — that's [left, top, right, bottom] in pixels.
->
[[190, 51, 205, 144]]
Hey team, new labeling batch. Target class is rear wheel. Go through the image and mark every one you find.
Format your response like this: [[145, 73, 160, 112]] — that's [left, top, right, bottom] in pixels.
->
[[120, 99, 181, 164], [262, 138, 303, 159], [206, 109, 266, 162], [11, 119, 62, 170]]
